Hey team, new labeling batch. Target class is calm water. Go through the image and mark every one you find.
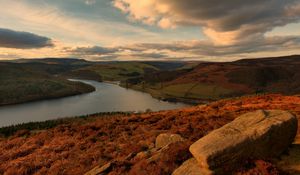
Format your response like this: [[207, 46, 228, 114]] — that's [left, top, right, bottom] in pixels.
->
[[0, 80, 189, 127]]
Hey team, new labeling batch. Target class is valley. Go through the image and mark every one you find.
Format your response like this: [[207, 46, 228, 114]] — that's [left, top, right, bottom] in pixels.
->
[[2, 55, 300, 107], [1, 56, 300, 175]]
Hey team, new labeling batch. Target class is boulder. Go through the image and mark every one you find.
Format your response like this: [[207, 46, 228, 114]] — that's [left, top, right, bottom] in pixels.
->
[[189, 110, 297, 174], [155, 133, 184, 149]]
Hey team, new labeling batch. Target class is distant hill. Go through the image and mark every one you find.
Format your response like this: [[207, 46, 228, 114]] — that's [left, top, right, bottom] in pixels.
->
[[0, 62, 95, 106], [3, 56, 300, 104], [172, 55, 300, 95], [9, 58, 92, 66], [123, 55, 300, 103], [0, 58, 197, 105]]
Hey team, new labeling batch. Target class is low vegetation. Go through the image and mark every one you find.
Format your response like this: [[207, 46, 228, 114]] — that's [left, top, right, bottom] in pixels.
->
[[0, 94, 299, 174], [0, 112, 132, 137]]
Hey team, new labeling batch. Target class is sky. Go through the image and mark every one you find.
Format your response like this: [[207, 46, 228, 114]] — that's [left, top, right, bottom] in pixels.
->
[[0, 0, 300, 61]]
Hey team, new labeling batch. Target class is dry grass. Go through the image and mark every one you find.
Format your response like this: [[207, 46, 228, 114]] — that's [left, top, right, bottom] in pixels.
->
[[0, 94, 300, 175]]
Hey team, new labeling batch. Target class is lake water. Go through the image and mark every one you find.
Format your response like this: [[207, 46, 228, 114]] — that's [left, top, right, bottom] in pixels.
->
[[0, 80, 189, 127]]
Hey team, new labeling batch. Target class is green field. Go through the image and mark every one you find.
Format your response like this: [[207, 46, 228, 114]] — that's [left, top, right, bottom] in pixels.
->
[[162, 83, 233, 99], [85, 62, 158, 81], [125, 82, 234, 103]]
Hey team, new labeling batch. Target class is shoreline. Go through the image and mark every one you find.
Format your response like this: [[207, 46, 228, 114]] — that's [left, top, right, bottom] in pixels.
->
[[0, 89, 95, 108], [119, 83, 212, 105], [0, 79, 96, 107]]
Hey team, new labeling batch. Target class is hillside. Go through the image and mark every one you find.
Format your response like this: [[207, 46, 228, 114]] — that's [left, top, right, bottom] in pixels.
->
[[124, 55, 300, 103], [0, 62, 95, 106], [70, 61, 192, 82], [0, 94, 299, 175], [0, 58, 196, 105], [2, 56, 300, 105]]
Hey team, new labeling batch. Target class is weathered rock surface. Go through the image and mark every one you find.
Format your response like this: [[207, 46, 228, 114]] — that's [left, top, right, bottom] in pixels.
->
[[189, 110, 298, 174], [172, 158, 202, 175], [155, 133, 184, 149]]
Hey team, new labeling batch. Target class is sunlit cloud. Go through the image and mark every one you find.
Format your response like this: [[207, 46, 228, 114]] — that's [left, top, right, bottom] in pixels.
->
[[113, 0, 300, 45], [0, 0, 300, 61], [66, 35, 300, 61]]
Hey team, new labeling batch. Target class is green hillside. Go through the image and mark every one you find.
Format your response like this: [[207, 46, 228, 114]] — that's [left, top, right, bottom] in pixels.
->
[[0, 62, 95, 106]]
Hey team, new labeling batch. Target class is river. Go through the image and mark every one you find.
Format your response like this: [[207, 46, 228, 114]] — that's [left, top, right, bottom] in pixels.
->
[[0, 80, 189, 127]]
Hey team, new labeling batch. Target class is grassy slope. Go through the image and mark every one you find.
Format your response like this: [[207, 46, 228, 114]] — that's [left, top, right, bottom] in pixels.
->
[[0, 94, 299, 174], [126, 55, 300, 103], [0, 59, 192, 105], [83, 62, 159, 81], [0, 63, 95, 106]]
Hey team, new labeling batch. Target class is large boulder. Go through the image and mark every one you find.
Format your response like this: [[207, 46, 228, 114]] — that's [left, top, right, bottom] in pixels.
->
[[189, 110, 297, 174], [155, 133, 184, 149]]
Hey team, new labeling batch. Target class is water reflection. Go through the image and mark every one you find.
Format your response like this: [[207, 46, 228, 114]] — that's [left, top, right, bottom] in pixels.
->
[[0, 80, 189, 127]]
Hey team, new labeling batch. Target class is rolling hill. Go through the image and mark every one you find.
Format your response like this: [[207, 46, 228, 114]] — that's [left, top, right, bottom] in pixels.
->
[[2, 55, 300, 105], [124, 55, 300, 103], [0, 62, 95, 106]]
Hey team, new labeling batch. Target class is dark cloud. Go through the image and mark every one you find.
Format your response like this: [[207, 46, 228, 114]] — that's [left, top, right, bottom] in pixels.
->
[[124, 35, 300, 57], [129, 52, 167, 59], [0, 28, 53, 49], [68, 45, 169, 60], [67, 36, 300, 61], [71, 46, 119, 55]]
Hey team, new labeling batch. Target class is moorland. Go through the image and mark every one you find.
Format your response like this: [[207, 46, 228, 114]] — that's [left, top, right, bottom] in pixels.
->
[[1, 55, 300, 175], [1, 55, 300, 105], [0, 94, 299, 175]]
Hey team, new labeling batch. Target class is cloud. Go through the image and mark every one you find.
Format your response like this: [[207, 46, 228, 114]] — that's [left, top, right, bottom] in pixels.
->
[[127, 36, 300, 57], [0, 1, 161, 47], [67, 45, 168, 60], [0, 28, 53, 49], [71, 46, 119, 55], [65, 35, 300, 61], [113, 0, 300, 45]]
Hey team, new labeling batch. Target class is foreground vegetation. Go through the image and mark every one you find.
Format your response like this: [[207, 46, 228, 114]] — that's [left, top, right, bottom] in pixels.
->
[[0, 94, 299, 174], [0, 112, 132, 137]]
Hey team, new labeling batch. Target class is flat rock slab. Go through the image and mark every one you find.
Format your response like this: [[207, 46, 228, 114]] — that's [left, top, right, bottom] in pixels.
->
[[190, 110, 298, 174]]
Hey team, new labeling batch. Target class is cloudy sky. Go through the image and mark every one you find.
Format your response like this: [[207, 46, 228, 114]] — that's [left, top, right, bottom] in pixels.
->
[[0, 0, 300, 61]]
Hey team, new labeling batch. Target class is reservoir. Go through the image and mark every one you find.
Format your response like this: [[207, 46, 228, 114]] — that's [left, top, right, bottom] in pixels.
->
[[0, 80, 189, 127]]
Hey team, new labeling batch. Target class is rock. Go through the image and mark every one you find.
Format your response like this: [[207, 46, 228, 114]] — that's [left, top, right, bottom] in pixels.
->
[[189, 110, 297, 175], [84, 162, 112, 175], [172, 158, 203, 175], [155, 133, 184, 149]]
